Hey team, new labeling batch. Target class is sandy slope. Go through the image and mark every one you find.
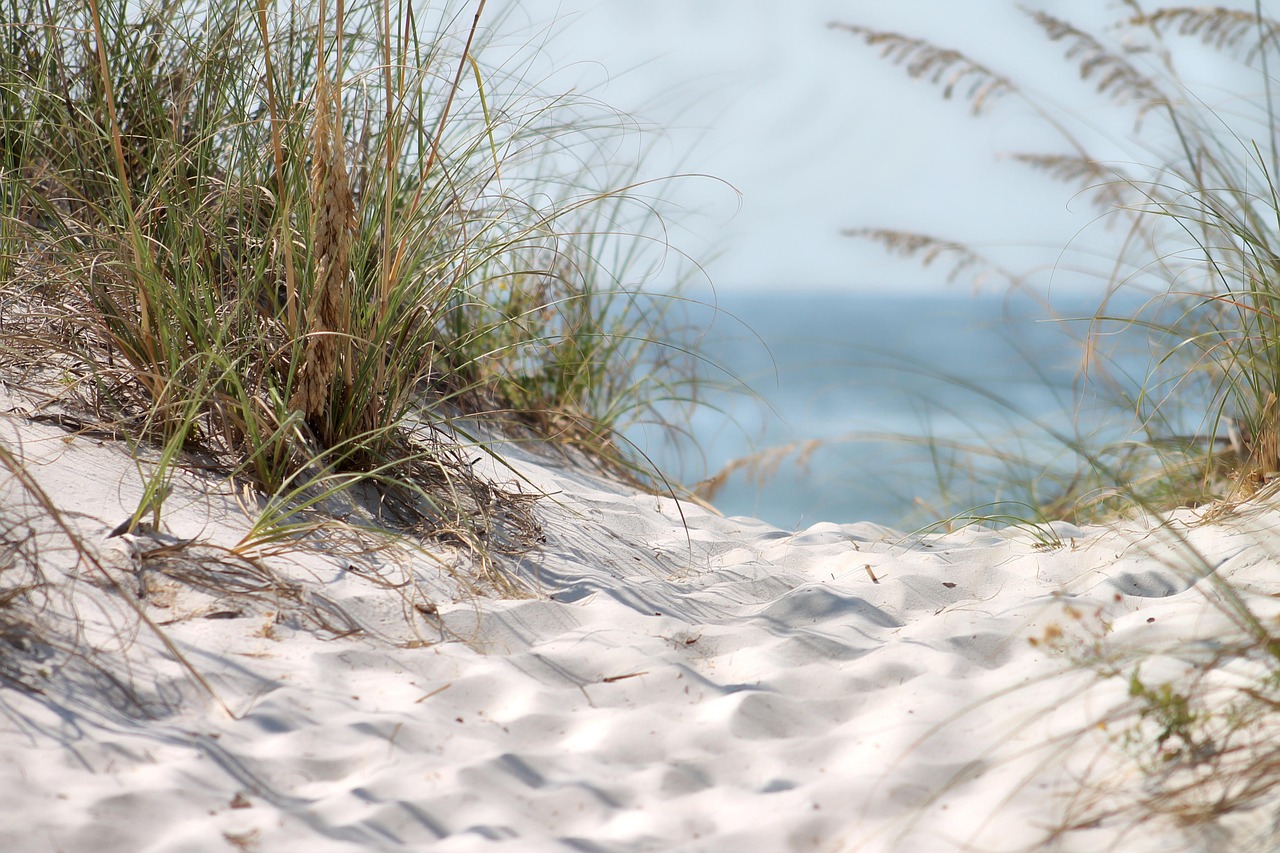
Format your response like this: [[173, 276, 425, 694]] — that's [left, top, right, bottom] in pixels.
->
[[0, 409, 1277, 852]]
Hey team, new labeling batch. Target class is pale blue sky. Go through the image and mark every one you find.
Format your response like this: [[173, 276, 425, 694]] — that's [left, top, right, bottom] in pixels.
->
[[483, 1, 1150, 294]]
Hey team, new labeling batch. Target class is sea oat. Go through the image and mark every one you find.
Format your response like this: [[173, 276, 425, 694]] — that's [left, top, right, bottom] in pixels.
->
[[828, 23, 1016, 115], [291, 70, 356, 427], [1132, 7, 1280, 60]]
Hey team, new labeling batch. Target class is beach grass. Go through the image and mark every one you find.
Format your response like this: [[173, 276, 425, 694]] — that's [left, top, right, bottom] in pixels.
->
[[0, 0, 699, 588], [827, 1, 1280, 840], [0, 0, 711, 727], [832, 3, 1280, 521]]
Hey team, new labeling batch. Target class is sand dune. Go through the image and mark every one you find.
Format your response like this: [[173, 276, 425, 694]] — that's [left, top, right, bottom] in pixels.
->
[[0, 412, 1276, 851]]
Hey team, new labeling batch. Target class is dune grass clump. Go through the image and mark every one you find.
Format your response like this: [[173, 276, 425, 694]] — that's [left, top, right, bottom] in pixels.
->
[[834, 2, 1280, 842], [0, 0, 695, 584], [835, 2, 1280, 521]]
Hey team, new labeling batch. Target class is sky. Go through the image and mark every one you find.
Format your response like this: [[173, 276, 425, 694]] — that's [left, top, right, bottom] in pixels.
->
[[481, 1, 1153, 294]]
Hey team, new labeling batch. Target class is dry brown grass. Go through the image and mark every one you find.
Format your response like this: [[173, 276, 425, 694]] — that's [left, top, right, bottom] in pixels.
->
[[290, 68, 358, 436]]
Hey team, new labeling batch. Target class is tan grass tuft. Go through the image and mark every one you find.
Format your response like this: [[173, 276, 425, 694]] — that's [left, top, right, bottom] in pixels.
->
[[844, 227, 1017, 287], [1028, 10, 1171, 116], [1008, 153, 1139, 213], [1131, 7, 1280, 59], [828, 23, 1016, 115], [291, 70, 358, 429]]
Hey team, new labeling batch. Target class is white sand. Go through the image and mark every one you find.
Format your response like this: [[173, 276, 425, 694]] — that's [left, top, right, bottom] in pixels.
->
[[0, 409, 1278, 852]]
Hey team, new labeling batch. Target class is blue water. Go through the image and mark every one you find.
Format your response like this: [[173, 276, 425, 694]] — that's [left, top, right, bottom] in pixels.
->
[[629, 288, 1153, 530]]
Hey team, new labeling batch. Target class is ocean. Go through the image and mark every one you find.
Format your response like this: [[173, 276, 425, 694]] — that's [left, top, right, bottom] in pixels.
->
[[629, 288, 1155, 530]]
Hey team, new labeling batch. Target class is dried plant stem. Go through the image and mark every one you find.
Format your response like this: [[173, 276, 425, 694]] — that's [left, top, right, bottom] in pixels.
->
[[380, 0, 396, 315], [85, 0, 131, 215], [0, 441, 232, 717], [85, 0, 159, 371], [291, 45, 357, 432]]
